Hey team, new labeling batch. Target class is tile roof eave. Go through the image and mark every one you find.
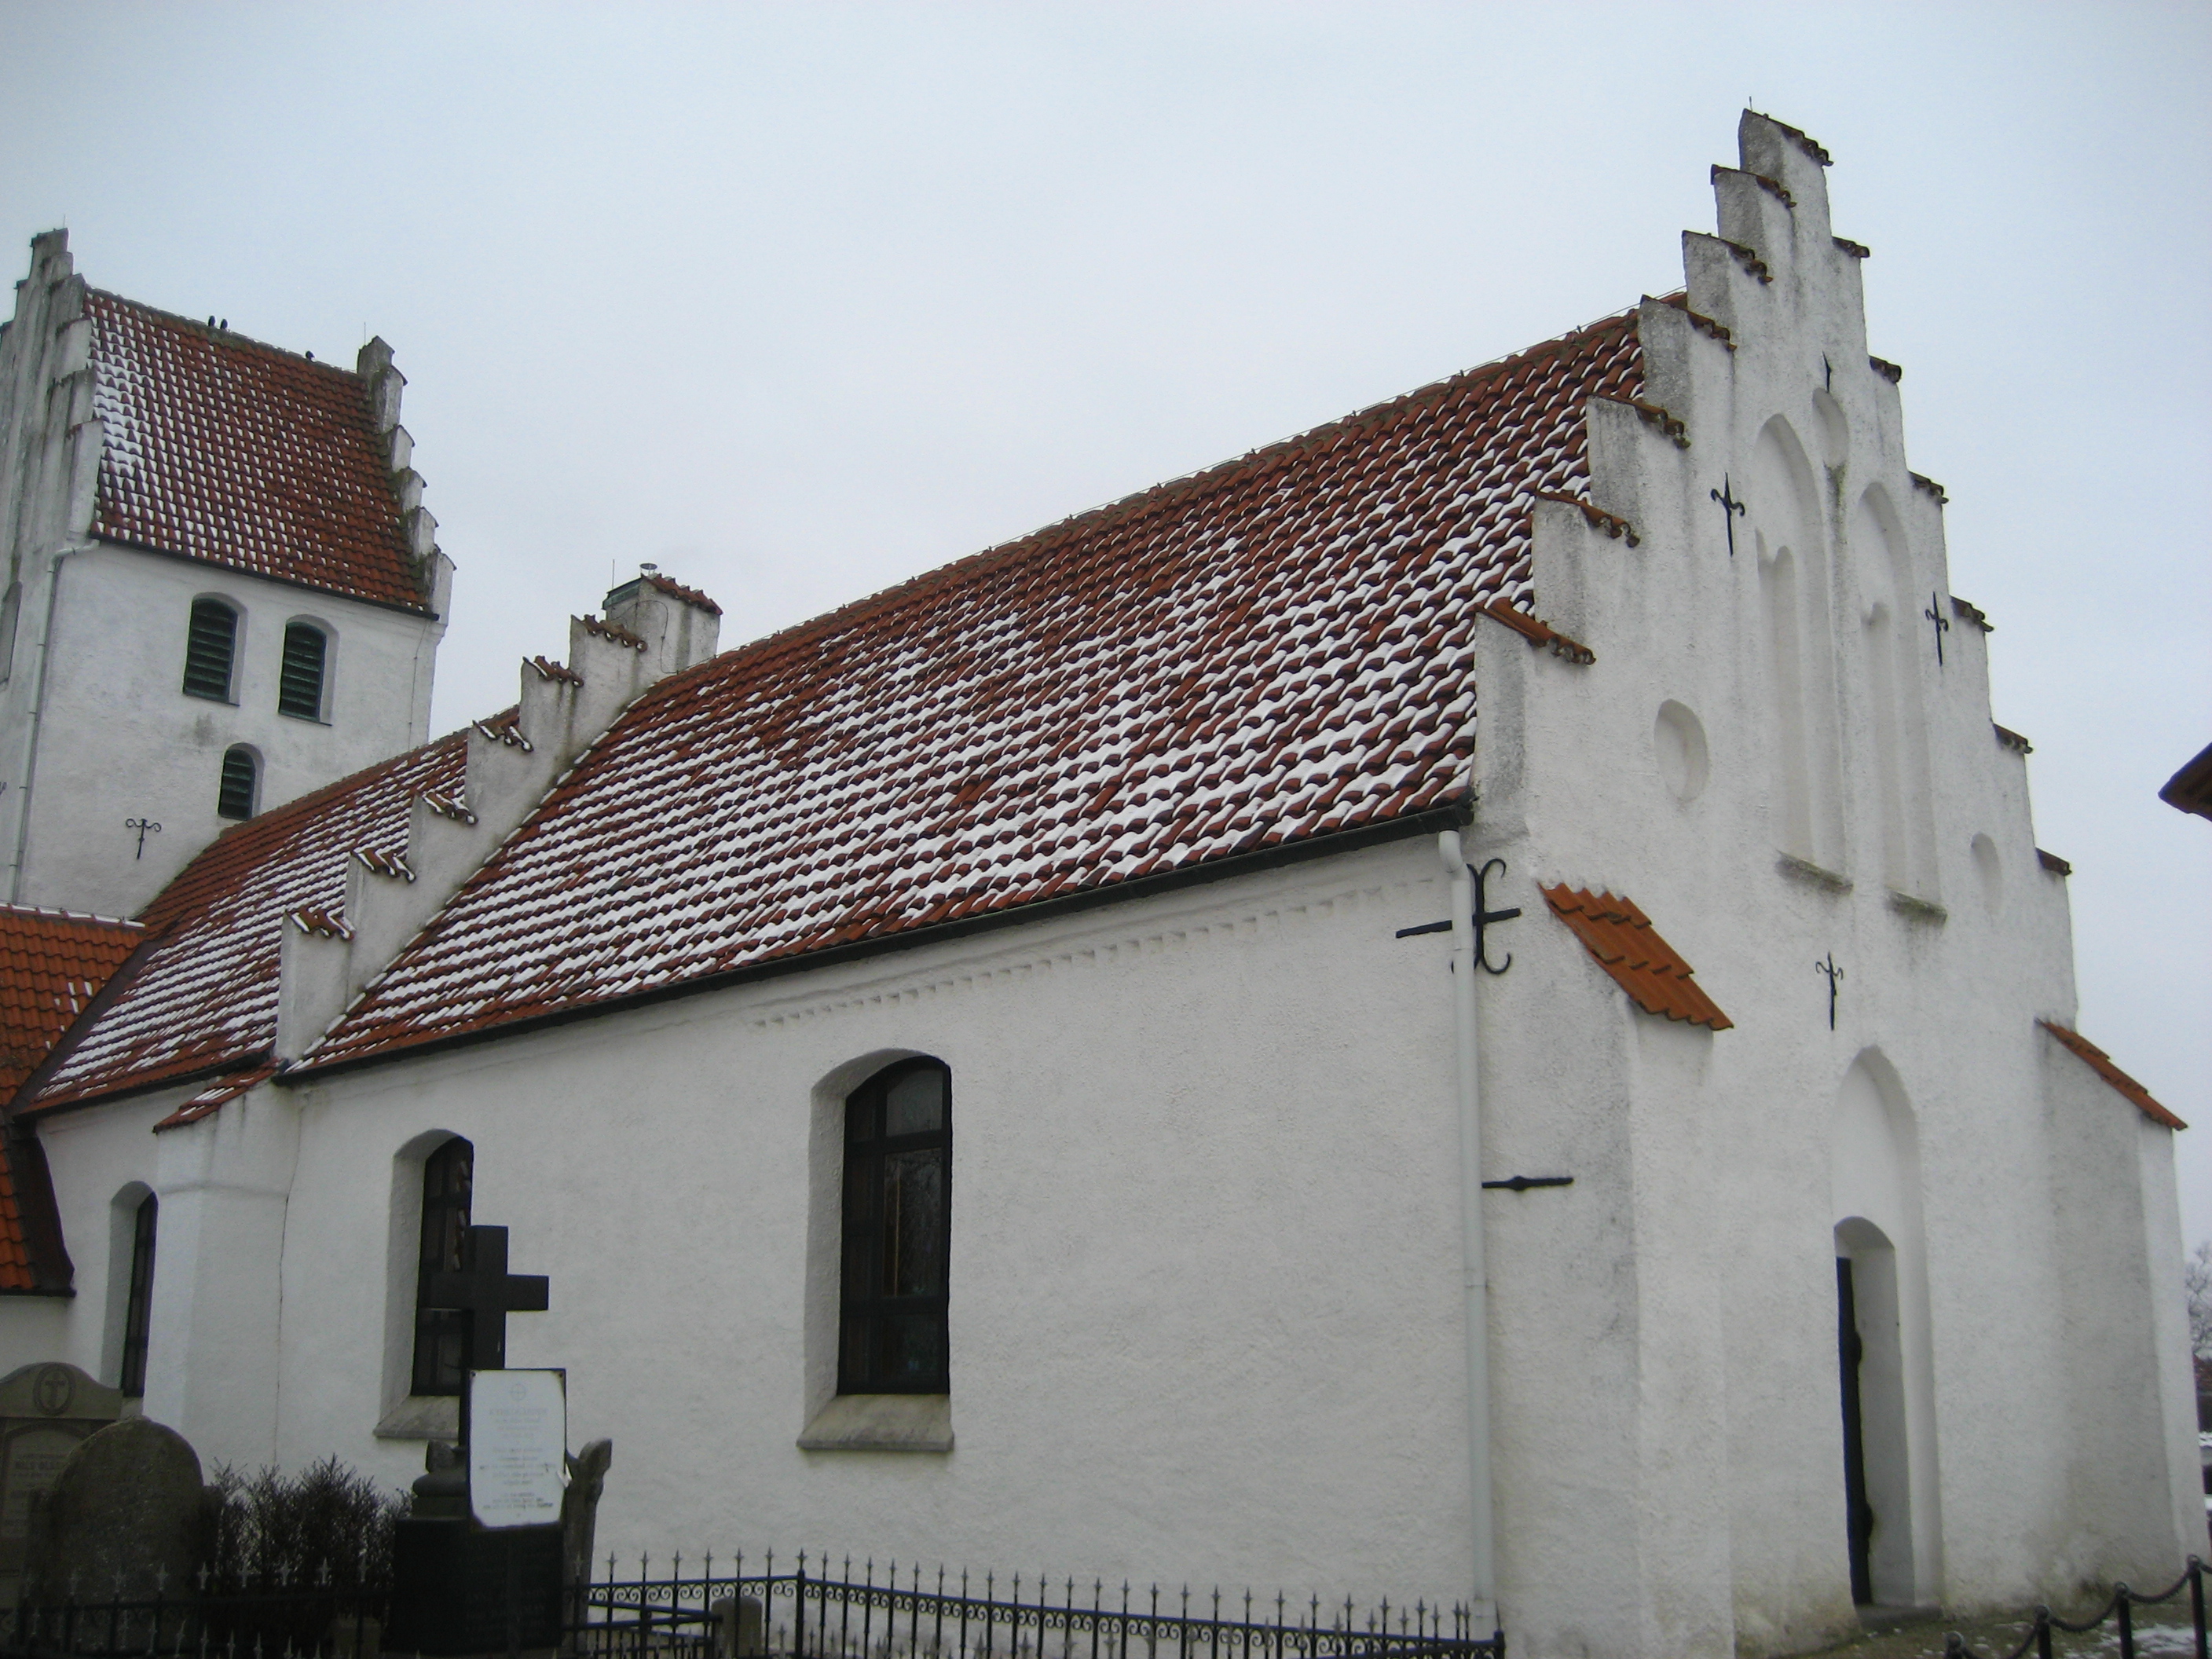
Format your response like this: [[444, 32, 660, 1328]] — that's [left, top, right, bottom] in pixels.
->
[[22, 1047, 276, 1122], [2038, 1020, 2185, 1130], [289, 795, 1474, 1086], [4, 926, 174, 1120], [89, 534, 438, 620]]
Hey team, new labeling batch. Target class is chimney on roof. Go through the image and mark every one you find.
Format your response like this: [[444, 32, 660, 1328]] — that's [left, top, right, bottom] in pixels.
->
[[602, 566, 723, 672]]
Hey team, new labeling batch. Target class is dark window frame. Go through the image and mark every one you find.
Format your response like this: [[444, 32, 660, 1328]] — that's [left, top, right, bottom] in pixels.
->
[[182, 597, 239, 702], [217, 746, 259, 821], [412, 1137, 474, 1397], [277, 621, 328, 722], [118, 1192, 157, 1398], [838, 1057, 952, 1396]]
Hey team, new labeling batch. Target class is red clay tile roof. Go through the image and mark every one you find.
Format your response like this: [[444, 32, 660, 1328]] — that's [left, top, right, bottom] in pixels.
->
[[288, 309, 1645, 1071], [1480, 599, 1595, 665], [1541, 884, 1733, 1030], [28, 733, 467, 1112], [2038, 1020, 2185, 1130], [643, 573, 723, 616], [0, 905, 146, 1102], [0, 906, 144, 1290], [0, 1141, 35, 1291], [86, 295, 432, 613], [153, 1064, 277, 1132]]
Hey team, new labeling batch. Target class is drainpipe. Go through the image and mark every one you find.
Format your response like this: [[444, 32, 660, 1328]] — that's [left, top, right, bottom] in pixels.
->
[[6, 544, 72, 906], [1439, 829, 1496, 1630]]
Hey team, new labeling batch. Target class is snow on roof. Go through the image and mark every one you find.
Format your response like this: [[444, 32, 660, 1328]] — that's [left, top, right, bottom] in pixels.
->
[[29, 733, 467, 1112], [86, 294, 433, 613], [291, 307, 1643, 1071]]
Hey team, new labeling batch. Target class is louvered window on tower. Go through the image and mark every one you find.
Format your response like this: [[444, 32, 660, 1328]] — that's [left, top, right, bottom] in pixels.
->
[[217, 746, 259, 821], [181, 598, 238, 701], [279, 622, 328, 720]]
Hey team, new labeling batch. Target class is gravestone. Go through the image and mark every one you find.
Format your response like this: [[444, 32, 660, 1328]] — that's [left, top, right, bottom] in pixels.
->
[[23, 1417, 205, 1606], [386, 1222, 573, 1659], [0, 1363, 126, 1599]]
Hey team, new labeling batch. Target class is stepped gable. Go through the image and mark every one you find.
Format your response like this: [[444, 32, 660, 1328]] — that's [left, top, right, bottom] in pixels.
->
[[28, 732, 467, 1112], [85, 294, 431, 612], [303, 308, 1643, 1071]]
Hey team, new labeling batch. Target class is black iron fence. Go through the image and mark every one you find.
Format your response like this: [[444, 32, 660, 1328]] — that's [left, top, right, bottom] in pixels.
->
[[0, 1554, 1500, 1659], [2, 1565, 384, 1659], [1946, 1557, 2207, 1659], [577, 1553, 1500, 1659]]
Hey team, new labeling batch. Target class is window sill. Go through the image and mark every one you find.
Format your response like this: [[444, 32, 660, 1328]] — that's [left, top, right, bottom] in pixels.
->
[[1886, 888, 1946, 925], [277, 711, 330, 725], [375, 1394, 460, 1441], [797, 1394, 952, 1453], [1776, 852, 1852, 895]]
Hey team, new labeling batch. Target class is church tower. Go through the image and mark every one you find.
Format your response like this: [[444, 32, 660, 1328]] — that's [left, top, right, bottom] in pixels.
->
[[0, 232, 451, 918]]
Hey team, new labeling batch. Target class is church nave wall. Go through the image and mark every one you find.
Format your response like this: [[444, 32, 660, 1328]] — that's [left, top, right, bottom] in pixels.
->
[[269, 839, 1498, 1609]]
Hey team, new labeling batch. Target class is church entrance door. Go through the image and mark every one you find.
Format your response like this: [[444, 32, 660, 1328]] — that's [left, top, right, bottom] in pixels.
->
[[1836, 1256, 1875, 1605]]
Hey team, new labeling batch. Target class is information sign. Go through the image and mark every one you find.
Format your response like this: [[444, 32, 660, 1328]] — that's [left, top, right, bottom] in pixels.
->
[[466, 1368, 566, 1529]]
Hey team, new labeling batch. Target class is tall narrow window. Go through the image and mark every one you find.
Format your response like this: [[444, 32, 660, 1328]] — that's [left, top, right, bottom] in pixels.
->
[[217, 746, 258, 821], [119, 1193, 157, 1398], [278, 622, 328, 720], [412, 1137, 474, 1397], [840, 1059, 951, 1394], [181, 598, 238, 701], [0, 580, 21, 684]]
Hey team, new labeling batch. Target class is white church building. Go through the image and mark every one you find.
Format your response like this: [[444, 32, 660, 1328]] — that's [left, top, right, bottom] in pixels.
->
[[0, 113, 2195, 1658]]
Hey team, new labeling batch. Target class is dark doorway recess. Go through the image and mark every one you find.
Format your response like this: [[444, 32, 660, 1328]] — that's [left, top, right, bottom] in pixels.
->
[[1837, 1256, 1875, 1605]]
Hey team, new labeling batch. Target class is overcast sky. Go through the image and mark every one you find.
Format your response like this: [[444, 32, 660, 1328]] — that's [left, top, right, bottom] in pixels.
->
[[4, 2, 2207, 1236]]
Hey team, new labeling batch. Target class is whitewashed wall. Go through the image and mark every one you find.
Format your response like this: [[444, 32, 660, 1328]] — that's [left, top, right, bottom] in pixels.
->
[[266, 844, 1480, 1606], [4, 544, 445, 917], [1459, 111, 2195, 1652]]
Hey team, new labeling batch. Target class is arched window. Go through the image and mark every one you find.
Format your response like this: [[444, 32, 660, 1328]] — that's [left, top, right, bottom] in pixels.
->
[[278, 621, 328, 720], [217, 746, 259, 820], [181, 598, 238, 701], [118, 1192, 157, 1398], [840, 1059, 951, 1394], [412, 1137, 474, 1397]]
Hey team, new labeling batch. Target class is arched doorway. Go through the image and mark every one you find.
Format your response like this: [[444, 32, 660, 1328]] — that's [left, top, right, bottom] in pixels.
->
[[1830, 1054, 1943, 1608], [1836, 1218, 1911, 1605]]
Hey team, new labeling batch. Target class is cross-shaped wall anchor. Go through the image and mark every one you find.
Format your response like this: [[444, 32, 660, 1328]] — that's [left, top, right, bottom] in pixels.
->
[[1710, 476, 1746, 557], [1392, 858, 1522, 974], [125, 819, 162, 859], [423, 1224, 549, 1372], [1815, 953, 1845, 1031], [1470, 858, 1521, 975], [1923, 591, 1951, 666]]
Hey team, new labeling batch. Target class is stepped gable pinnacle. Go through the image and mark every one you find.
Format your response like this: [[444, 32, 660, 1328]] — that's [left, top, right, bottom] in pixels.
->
[[84, 294, 433, 613], [297, 306, 1645, 1071], [27, 731, 467, 1113]]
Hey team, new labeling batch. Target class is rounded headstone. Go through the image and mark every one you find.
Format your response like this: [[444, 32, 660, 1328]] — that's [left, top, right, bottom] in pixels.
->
[[27, 1418, 204, 1603]]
